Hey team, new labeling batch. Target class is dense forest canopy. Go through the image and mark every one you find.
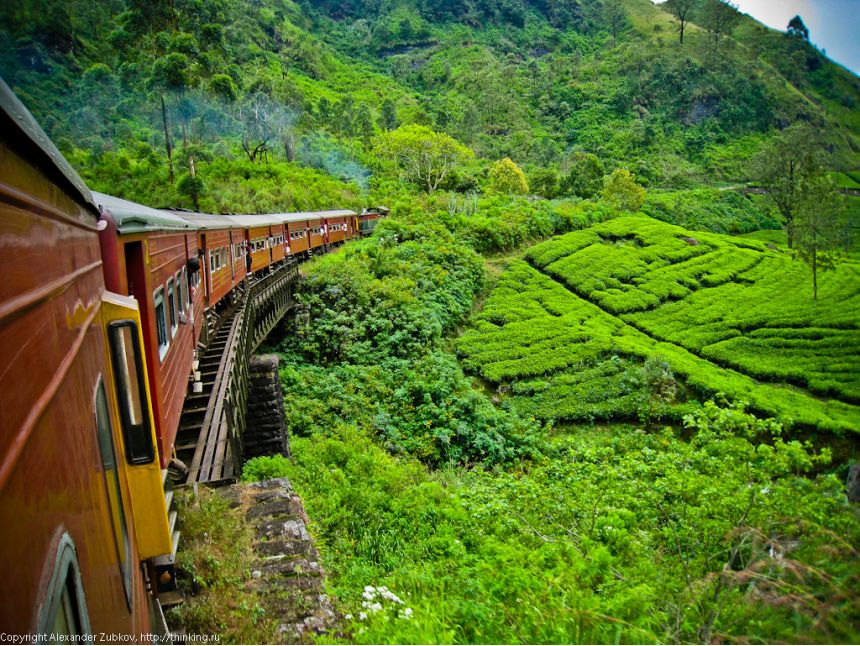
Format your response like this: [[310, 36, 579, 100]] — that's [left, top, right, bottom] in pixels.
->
[[1, 0, 858, 212]]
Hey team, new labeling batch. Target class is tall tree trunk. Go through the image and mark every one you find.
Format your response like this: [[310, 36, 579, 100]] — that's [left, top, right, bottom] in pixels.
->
[[679, 20, 685, 44], [786, 216, 794, 249], [812, 249, 818, 300], [188, 155, 200, 212], [161, 95, 174, 184]]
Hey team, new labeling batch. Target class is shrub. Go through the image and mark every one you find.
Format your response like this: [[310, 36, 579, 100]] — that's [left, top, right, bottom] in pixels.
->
[[602, 168, 646, 212], [487, 157, 529, 195], [241, 454, 292, 482]]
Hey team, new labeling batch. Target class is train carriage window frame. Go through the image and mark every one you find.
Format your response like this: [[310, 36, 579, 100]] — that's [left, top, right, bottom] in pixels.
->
[[175, 270, 185, 315], [167, 279, 178, 338], [36, 532, 92, 640], [153, 287, 169, 361], [109, 321, 155, 465], [94, 378, 133, 610], [182, 267, 190, 309]]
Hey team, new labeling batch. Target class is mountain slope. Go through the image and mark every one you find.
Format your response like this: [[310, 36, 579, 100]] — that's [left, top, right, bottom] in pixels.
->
[[1, 0, 858, 211]]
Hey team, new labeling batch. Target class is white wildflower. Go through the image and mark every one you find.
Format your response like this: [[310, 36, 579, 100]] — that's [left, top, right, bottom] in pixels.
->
[[398, 608, 413, 620], [358, 612, 367, 621], [370, 602, 383, 614], [362, 590, 375, 601], [364, 585, 375, 593], [380, 589, 403, 604], [344, 614, 353, 621]]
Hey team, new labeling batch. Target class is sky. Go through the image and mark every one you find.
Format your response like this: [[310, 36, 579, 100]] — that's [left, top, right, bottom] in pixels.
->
[[654, 0, 860, 75]]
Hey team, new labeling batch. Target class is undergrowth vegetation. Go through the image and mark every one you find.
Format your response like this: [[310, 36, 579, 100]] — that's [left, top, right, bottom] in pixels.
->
[[275, 217, 543, 467], [247, 404, 860, 644]]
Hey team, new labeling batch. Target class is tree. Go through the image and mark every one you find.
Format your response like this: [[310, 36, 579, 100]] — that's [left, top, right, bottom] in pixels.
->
[[603, 0, 627, 40], [487, 158, 529, 195], [530, 168, 559, 199], [699, 0, 740, 46], [236, 93, 282, 162], [356, 104, 374, 148], [150, 52, 190, 91], [178, 172, 204, 211], [793, 176, 848, 300], [602, 168, 646, 212], [560, 152, 604, 199], [787, 15, 809, 40], [379, 98, 398, 131], [663, 0, 697, 45], [317, 96, 333, 128], [373, 125, 474, 193], [751, 124, 823, 249], [209, 74, 237, 102]]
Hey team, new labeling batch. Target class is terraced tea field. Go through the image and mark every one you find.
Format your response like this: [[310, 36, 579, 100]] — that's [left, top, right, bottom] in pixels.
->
[[457, 216, 860, 434]]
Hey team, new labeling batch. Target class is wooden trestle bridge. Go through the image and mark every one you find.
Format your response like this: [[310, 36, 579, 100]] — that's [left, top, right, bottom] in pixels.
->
[[175, 258, 300, 485]]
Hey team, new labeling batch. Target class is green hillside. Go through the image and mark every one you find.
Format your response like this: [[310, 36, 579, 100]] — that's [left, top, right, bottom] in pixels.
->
[[1, 0, 859, 211]]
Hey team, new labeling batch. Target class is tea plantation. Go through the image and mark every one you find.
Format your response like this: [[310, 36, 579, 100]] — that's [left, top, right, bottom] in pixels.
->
[[457, 216, 860, 434]]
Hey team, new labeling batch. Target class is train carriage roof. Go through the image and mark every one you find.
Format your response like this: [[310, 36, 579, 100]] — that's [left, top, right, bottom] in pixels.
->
[[270, 210, 358, 224], [224, 214, 285, 228], [94, 192, 195, 234], [163, 210, 236, 230], [0, 78, 98, 214]]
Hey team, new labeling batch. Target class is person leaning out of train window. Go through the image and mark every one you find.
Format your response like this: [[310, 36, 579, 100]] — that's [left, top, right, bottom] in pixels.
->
[[246, 244, 253, 275]]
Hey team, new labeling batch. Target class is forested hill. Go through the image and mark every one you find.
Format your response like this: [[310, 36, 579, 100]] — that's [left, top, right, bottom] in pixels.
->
[[1, 0, 859, 212]]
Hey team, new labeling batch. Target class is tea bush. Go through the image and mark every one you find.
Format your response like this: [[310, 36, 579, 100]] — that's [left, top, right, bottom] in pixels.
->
[[458, 216, 860, 432]]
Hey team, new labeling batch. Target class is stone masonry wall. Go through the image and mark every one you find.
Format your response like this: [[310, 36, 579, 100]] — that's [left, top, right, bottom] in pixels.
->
[[245, 354, 290, 459], [222, 478, 337, 642]]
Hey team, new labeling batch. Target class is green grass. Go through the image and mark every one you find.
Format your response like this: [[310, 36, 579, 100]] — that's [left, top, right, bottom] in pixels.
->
[[457, 216, 860, 433]]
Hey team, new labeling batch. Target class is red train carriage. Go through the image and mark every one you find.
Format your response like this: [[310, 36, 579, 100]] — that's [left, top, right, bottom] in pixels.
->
[[268, 220, 287, 264], [95, 194, 202, 467], [168, 211, 244, 308], [320, 210, 357, 246], [274, 211, 358, 259], [281, 213, 315, 257], [0, 81, 170, 638], [230, 215, 282, 273], [357, 206, 389, 237]]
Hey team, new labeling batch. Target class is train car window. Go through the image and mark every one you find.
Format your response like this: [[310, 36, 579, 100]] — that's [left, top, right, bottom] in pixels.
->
[[94, 379, 133, 609], [175, 271, 185, 314], [183, 267, 190, 308], [109, 321, 155, 466], [167, 279, 178, 337], [153, 288, 169, 360], [37, 533, 92, 640]]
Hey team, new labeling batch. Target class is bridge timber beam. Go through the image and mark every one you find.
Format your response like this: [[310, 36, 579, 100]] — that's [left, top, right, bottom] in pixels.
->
[[182, 259, 299, 484]]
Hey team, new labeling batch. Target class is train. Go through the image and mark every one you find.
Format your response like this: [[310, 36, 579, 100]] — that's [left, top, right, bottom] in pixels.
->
[[0, 77, 385, 640]]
